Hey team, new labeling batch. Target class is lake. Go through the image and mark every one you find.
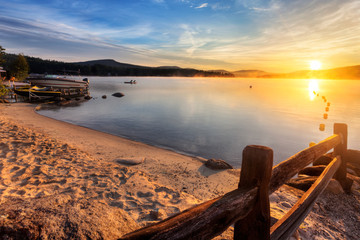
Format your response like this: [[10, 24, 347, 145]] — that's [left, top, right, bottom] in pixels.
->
[[38, 77, 360, 167]]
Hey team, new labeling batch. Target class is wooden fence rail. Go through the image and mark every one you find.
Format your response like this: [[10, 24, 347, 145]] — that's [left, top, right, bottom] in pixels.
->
[[270, 156, 341, 239], [119, 123, 353, 240]]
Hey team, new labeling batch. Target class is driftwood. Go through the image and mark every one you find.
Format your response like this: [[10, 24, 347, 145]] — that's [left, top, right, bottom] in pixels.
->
[[313, 155, 333, 166], [298, 165, 326, 176], [270, 156, 341, 240], [286, 176, 319, 191]]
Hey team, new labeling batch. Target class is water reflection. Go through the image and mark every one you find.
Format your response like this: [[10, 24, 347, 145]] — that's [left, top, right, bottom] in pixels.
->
[[308, 79, 319, 101], [38, 77, 360, 167]]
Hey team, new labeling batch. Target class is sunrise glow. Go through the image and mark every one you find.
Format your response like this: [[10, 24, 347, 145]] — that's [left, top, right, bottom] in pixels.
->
[[309, 60, 322, 70]]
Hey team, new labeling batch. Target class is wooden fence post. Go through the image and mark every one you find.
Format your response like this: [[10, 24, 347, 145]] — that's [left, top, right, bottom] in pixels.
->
[[333, 123, 353, 193], [234, 145, 273, 240]]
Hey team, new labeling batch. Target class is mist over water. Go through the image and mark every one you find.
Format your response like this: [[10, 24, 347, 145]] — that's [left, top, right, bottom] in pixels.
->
[[38, 77, 360, 167]]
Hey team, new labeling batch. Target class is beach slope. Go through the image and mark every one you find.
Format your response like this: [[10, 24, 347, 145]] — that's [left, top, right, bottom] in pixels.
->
[[0, 103, 359, 239]]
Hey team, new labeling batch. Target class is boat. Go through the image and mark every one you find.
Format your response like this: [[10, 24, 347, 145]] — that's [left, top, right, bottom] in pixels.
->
[[14, 86, 61, 100], [124, 80, 137, 84], [27, 74, 89, 89]]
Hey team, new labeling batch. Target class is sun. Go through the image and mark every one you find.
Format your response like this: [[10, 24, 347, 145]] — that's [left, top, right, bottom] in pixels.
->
[[309, 60, 322, 70]]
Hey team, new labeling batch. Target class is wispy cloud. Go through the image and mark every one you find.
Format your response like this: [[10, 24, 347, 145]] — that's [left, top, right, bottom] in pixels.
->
[[0, 0, 359, 71], [195, 3, 208, 9]]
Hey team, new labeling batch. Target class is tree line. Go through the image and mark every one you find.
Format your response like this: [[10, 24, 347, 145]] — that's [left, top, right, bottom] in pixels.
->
[[1, 50, 234, 78]]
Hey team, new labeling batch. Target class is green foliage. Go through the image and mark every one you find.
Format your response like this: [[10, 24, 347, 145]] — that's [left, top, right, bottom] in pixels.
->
[[0, 84, 9, 98], [9, 54, 29, 81]]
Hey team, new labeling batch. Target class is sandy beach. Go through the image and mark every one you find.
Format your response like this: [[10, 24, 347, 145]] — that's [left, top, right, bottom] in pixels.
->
[[1, 102, 360, 239]]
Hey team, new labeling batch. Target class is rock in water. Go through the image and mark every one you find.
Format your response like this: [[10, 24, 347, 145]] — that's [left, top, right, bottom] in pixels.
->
[[205, 158, 233, 170], [112, 92, 125, 98], [0, 195, 138, 239]]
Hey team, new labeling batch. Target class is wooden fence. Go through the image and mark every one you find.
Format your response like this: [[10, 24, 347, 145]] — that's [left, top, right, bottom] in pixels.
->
[[120, 123, 353, 240]]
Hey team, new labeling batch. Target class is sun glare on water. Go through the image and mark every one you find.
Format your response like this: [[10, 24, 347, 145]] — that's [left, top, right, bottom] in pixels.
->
[[308, 79, 319, 101], [309, 60, 322, 70]]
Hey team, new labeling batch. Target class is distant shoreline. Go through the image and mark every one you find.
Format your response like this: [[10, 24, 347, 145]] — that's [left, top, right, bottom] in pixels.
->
[[3, 53, 359, 79]]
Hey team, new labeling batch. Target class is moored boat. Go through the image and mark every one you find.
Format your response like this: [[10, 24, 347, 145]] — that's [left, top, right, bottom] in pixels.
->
[[14, 86, 61, 100], [124, 80, 137, 84], [27, 74, 89, 89]]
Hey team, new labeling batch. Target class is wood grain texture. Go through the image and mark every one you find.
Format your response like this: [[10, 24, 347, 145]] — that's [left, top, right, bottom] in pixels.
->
[[270, 156, 341, 240], [119, 187, 258, 240], [234, 145, 273, 240], [270, 134, 341, 194], [334, 123, 353, 193]]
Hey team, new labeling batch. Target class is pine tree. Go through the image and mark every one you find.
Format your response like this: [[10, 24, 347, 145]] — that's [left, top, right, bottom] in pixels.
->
[[10, 54, 29, 81]]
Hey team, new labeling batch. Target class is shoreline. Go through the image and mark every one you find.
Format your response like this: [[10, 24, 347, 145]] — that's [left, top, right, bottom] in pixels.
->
[[0, 102, 241, 238], [0, 103, 241, 200], [1, 102, 360, 239], [37, 104, 211, 166]]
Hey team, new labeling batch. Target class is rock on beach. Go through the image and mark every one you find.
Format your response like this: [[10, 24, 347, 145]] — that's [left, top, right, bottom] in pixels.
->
[[204, 158, 233, 170]]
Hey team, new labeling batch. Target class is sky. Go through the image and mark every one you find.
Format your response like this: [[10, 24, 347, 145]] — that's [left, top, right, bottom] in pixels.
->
[[0, 0, 359, 72]]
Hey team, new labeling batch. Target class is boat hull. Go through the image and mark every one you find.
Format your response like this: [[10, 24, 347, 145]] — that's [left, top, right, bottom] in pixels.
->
[[14, 88, 61, 99], [29, 77, 89, 88]]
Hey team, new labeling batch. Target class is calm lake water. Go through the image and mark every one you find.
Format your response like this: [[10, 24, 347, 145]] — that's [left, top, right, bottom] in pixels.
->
[[38, 77, 360, 167]]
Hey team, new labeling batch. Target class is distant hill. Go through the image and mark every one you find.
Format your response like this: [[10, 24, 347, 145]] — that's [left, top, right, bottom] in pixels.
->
[[1, 55, 234, 77], [73, 59, 148, 69], [232, 70, 269, 78], [156, 66, 182, 69], [261, 65, 360, 80], [3, 53, 358, 79]]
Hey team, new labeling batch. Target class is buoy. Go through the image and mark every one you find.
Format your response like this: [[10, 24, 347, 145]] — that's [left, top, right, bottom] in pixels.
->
[[327, 102, 330, 107], [325, 107, 329, 112], [250, 85, 252, 89], [323, 113, 328, 119], [319, 124, 325, 131], [102, 95, 107, 99]]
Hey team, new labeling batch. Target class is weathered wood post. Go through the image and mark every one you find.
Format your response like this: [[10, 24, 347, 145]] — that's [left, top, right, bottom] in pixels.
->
[[234, 145, 273, 240], [334, 123, 353, 193]]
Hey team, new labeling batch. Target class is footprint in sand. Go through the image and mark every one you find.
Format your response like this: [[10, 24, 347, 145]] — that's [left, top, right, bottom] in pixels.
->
[[137, 191, 154, 198], [32, 166, 42, 175], [155, 186, 181, 203], [10, 166, 20, 173], [105, 191, 121, 200], [11, 168, 26, 181], [0, 142, 10, 158]]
